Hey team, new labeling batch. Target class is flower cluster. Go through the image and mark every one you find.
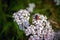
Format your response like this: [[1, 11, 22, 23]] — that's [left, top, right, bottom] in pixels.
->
[[13, 9, 30, 30], [13, 3, 55, 40], [13, 3, 35, 30], [25, 14, 55, 40], [54, 0, 60, 5]]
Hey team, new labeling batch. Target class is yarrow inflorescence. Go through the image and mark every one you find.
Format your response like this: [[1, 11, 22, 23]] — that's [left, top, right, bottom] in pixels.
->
[[13, 3, 55, 40]]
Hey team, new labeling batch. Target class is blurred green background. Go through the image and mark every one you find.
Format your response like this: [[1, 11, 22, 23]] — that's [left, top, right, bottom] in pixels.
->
[[0, 0, 60, 40]]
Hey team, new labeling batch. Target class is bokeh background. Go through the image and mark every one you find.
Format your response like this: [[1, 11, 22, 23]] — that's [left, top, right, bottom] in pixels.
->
[[0, 0, 60, 40]]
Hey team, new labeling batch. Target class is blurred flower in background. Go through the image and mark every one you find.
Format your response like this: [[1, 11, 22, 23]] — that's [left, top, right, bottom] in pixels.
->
[[54, 0, 60, 5], [26, 3, 35, 12]]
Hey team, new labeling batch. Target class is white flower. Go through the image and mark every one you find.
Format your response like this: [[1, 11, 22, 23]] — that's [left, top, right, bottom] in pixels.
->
[[18, 9, 24, 13], [29, 3, 35, 8], [33, 35, 37, 39], [25, 28, 31, 36], [16, 20, 22, 25], [39, 15, 44, 19], [23, 21, 29, 27], [54, 0, 60, 5], [22, 10, 30, 16], [29, 36, 35, 40], [26, 3, 35, 12], [31, 28, 36, 34], [20, 16, 23, 19], [25, 17, 29, 20], [26, 7, 33, 12]]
